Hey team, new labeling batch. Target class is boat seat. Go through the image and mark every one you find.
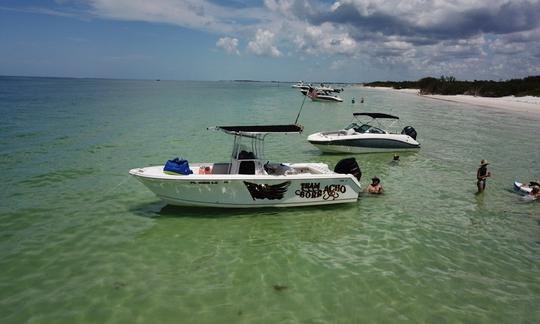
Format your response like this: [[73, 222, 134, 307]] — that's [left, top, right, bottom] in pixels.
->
[[239, 161, 256, 174]]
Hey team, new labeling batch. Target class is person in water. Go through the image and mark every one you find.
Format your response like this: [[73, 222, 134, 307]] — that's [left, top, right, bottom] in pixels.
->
[[476, 159, 491, 193], [389, 154, 400, 166], [367, 176, 383, 194], [530, 186, 540, 199]]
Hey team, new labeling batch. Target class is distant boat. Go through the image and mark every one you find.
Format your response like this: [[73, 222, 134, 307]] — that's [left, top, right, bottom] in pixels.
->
[[308, 112, 420, 153], [300, 84, 343, 94], [130, 124, 362, 208], [304, 87, 343, 102], [317, 83, 344, 93], [292, 81, 310, 90]]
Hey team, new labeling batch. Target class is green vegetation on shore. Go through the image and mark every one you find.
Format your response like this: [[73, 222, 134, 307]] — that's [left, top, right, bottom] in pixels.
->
[[365, 75, 540, 97]]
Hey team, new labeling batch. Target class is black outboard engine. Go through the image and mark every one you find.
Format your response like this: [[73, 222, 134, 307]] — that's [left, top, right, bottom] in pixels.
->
[[401, 126, 418, 140], [334, 157, 362, 181]]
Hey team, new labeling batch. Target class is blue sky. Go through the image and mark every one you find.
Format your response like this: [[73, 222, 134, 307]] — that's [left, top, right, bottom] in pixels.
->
[[1, 0, 539, 82]]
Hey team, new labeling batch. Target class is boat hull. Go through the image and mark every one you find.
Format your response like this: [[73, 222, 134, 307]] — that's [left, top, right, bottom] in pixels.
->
[[129, 166, 361, 208], [310, 96, 343, 102], [308, 133, 420, 154]]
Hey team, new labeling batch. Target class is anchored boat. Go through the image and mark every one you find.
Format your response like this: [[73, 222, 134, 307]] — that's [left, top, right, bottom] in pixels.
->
[[130, 124, 362, 208], [307, 113, 420, 153], [303, 87, 344, 102]]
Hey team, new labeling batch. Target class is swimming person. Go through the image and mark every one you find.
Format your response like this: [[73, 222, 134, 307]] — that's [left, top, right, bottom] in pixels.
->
[[476, 159, 491, 193], [367, 176, 383, 194], [530, 186, 540, 199], [390, 154, 400, 166], [521, 186, 540, 201]]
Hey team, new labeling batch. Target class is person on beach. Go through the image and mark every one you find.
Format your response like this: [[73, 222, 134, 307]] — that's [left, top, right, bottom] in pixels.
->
[[476, 159, 491, 193], [367, 176, 383, 194]]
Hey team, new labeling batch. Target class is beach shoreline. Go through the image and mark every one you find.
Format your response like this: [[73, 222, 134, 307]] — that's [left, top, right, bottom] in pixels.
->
[[362, 86, 540, 117]]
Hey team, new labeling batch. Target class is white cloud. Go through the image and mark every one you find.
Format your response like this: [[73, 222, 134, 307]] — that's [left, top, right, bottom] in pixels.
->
[[290, 22, 358, 56], [86, 0, 270, 33], [216, 37, 240, 55], [247, 29, 282, 57], [330, 59, 346, 70], [21, 0, 540, 79]]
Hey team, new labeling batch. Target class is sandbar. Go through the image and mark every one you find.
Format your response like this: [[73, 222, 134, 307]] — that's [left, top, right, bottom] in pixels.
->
[[363, 86, 540, 117]]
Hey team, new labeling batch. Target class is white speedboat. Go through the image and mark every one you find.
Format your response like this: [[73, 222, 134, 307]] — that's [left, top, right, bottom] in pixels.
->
[[130, 125, 362, 208], [317, 83, 344, 93], [292, 81, 310, 90], [307, 113, 420, 153], [303, 88, 343, 102]]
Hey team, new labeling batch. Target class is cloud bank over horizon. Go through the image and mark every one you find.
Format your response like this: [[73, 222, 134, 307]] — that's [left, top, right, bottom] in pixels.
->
[[2, 0, 540, 81]]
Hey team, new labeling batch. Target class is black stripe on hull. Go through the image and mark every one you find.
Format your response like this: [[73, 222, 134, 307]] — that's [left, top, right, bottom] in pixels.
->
[[309, 138, 420, 149]]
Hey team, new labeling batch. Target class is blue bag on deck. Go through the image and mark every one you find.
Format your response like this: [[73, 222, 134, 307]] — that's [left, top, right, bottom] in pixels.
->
[[164, 157, 193, 175]]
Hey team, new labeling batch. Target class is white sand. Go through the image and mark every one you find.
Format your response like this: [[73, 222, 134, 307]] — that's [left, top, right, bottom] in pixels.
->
[[363, 86, 540, 116]]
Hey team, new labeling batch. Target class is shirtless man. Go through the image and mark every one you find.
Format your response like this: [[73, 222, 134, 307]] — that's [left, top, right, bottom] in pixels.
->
[[367, 176, 383, 194]]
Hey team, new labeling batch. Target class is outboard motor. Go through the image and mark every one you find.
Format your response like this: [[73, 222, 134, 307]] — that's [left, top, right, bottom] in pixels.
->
[[334, 157, 362, 181], [401, 126, 418, 140]]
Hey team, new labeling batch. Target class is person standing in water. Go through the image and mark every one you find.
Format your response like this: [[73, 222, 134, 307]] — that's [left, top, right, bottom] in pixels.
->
[[476, 159, 491, 193], [367, 176, 383, 194]]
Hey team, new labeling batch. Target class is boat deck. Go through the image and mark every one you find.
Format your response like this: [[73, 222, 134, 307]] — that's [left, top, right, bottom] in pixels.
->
[[130, 162, 339, 179]]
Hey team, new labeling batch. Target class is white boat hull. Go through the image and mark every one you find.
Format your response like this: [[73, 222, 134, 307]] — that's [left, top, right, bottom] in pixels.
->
[[310, 143, 420, 154], [308, 133, 420, 154], [130, 164, 361, 208], [310, 96, 343, 102]]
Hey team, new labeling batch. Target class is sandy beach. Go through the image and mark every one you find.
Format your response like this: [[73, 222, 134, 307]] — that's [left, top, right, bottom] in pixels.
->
[[364, 86, 540, 116]]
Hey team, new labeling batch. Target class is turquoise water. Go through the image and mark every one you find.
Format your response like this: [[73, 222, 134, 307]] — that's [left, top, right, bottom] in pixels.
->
[[1, 76, 539, 323]]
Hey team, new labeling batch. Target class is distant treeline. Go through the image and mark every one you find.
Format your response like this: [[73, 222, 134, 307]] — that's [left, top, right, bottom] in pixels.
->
[[365, 75, 540, 97]]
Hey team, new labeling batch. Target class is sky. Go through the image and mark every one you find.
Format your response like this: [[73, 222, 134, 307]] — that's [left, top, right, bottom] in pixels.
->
[[1, 0, 540, 82]]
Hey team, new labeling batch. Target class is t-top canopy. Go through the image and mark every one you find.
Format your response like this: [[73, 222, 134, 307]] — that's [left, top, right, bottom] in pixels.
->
[[213, 124, 304, 134], [353, 113, 399, 119]]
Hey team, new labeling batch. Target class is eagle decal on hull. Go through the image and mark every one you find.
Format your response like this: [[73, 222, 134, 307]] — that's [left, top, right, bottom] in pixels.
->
[[243, 181, 291, 200]]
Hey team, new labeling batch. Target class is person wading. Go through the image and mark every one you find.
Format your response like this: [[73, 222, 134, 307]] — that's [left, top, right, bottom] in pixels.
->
[[476, 159, 491, 193], [367, 176, 383, 194]]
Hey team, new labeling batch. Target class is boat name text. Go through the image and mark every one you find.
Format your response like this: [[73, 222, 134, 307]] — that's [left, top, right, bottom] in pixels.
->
[[295, 183, 346, 200]]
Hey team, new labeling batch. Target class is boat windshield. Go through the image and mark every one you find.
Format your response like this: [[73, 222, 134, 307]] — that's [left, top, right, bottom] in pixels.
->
[[345, 123, 371, 133]]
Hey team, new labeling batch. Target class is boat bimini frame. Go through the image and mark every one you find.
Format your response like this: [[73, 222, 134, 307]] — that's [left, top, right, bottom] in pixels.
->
[[209, 124, 304, 175]]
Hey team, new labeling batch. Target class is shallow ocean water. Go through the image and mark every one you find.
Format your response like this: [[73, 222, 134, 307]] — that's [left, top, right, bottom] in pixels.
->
[[0, 76, 539, 323]]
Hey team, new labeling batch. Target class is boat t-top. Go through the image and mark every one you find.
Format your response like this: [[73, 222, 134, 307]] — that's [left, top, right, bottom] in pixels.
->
[[130, 124, 362, 208], [307, 112, 420, 153]]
